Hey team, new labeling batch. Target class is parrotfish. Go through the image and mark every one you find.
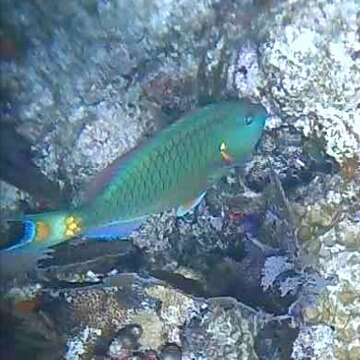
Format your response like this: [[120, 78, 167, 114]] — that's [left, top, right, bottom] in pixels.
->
[[0, 100, 267, 271]]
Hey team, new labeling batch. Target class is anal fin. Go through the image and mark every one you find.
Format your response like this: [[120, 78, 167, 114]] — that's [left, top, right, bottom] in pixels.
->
[[84, 219, 144, 240], [176, 192, 206, 217]]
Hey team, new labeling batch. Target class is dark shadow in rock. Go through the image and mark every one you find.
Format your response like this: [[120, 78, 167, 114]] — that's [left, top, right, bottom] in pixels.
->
[[37, 239, 144, 286], [203, 250, 297, 315], [0, 121, 67, 208], [149, 270, 207, 298], [246, 126, 337, 194], [255, 319, 299, 360], [0, 302, 64, 360], [153, 238, 298, 315]]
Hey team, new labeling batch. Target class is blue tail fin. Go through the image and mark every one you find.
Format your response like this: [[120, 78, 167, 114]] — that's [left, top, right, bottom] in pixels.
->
[[0, 220, 36, 251]]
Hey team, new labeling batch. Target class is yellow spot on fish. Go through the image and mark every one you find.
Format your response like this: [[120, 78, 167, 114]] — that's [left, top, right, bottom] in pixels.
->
[[64, 215, 82, 238], [68, 222, 78, 231], [220, 142, 233, 164], [35, 221, 49, 242], [65, 216, 75, 225]]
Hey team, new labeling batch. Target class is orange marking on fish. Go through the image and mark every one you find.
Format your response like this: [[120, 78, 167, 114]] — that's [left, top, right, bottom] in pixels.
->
[[35, 221, 50, 241], [220, 142, 234, 164]]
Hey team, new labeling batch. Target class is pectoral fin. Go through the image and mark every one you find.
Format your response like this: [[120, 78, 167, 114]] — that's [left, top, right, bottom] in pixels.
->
[[176, 192, 206, 217]]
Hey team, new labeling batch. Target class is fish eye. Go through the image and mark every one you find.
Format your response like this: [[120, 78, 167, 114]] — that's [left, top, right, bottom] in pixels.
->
[[244, 115, 253, 125]]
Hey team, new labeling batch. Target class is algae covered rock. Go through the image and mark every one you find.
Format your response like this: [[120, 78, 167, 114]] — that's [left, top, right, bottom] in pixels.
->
[[291, 325, 335, 360], [182, 297, 259, 360], [258, 0, 360, 165], [35, 273, 260, 359], [287, 171, 360, 359]]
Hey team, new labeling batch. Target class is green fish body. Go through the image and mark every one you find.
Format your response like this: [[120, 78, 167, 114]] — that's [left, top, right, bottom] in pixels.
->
[[2, 100, 267, 254]]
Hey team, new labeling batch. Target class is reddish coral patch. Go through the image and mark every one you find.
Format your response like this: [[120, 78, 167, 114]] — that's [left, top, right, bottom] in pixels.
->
[[14, 298, 40, 314], [341, 155, 360, 181]]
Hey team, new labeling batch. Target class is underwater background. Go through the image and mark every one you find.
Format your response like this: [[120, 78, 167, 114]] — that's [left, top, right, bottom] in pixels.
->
[[0, 0, 359, 359]]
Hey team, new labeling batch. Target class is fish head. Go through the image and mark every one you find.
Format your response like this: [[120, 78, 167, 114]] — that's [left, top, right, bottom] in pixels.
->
[[222, 100, 267, 163]]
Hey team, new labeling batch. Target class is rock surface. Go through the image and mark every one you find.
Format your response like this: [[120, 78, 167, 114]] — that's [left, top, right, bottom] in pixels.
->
[[1, 0, 360, 359]]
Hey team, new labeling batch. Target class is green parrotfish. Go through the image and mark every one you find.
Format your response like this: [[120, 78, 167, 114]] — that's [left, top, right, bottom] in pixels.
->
[[1, 99, 267, 266]]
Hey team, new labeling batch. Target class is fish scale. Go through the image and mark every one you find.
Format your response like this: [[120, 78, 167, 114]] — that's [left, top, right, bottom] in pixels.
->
[[96, 118, 212, 220]]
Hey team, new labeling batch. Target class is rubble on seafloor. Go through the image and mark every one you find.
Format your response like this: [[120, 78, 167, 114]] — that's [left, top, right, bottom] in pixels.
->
[[1, 0, 360, 359]]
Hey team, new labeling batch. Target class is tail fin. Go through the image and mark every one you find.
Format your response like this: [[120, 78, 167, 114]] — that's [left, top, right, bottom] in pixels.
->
[[0, 210, 83, 279], [1, 210, 82, 252], [0, 220, 37, 251]]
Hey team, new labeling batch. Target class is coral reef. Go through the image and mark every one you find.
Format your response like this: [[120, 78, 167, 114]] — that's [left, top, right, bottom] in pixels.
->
[[26, 274, 259, 359], [1, 0, 360, 359], [291, 174, 360, 359], [258, 0, 360, 165], [291, 325, 335, 360], [231, 1, 360, 357]]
